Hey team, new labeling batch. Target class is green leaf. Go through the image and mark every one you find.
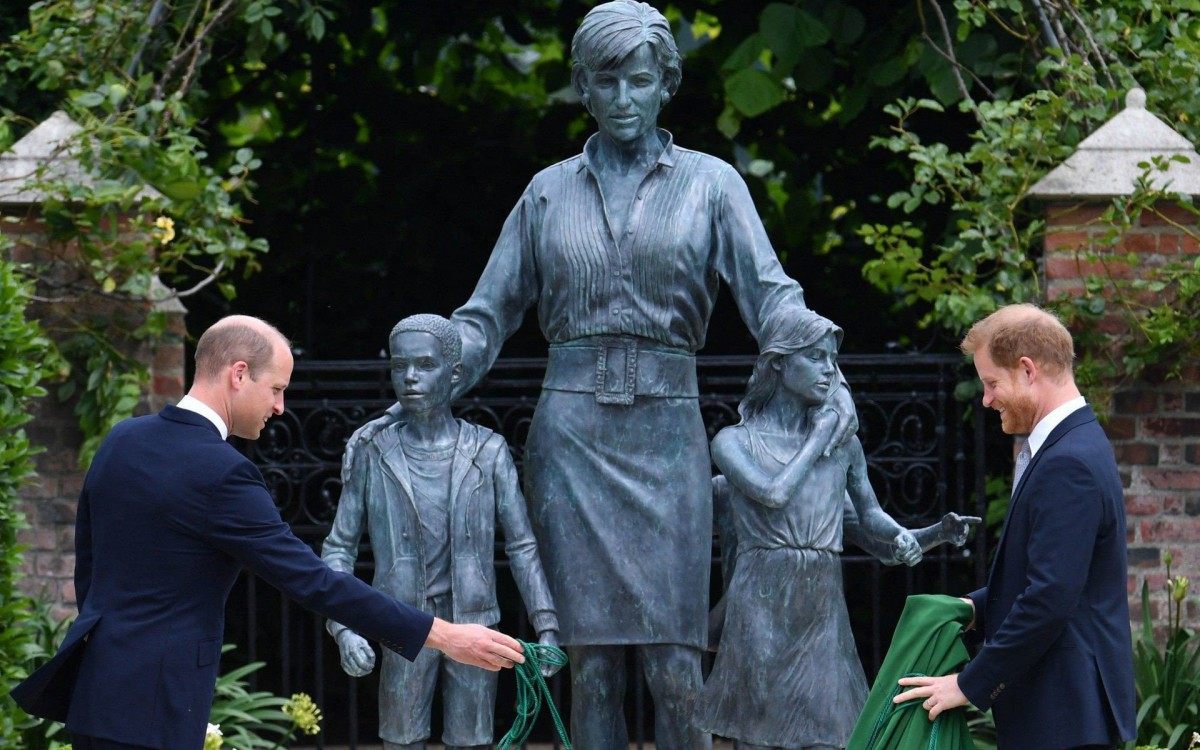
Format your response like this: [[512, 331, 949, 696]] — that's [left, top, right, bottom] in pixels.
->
[[722, 33, 767, 73], [158, 180, 203, 201], [74, 91, 105, 108], [822, 3, 866, 46], [724, 68, 786, 118], [759, 4, 829, 72]]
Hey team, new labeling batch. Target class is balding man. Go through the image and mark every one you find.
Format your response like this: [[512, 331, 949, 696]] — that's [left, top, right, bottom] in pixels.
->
[[12, 315, 524, 750], [894, 304, 1135, 750]]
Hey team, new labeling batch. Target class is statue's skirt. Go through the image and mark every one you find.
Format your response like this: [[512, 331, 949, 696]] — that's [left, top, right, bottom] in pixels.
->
[[523, 387, 711, 648], [695, 548, 867, 746]]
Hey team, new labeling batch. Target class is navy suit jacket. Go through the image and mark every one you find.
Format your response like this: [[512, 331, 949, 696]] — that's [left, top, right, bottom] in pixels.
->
[[12, 406, 434, 749], [959, 406, 1135, 749]]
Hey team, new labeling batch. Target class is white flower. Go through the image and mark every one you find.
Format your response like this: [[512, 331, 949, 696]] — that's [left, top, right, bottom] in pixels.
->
[[204, 723, 223, 750]]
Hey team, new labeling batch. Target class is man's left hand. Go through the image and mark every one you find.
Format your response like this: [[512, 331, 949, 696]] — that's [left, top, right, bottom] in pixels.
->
[[894, 674, 970, 720]]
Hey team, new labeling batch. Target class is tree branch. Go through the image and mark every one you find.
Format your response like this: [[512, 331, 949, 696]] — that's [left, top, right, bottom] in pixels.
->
[[152, 0, 239, 101], [920, 0, 993, 117], [173, 257, 226, 298], [1057, 0, 1117, 91], [1029, 0, 1062, 50], [125, 0, 172, 79]]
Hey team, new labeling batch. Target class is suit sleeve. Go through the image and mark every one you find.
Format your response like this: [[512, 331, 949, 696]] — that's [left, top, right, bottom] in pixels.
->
[[320, 443, 372, 639], [74, 484, 92, 610], [491, 437, 558, 634], [958, 454, 1102, 709], [205, 459, 432, 661]]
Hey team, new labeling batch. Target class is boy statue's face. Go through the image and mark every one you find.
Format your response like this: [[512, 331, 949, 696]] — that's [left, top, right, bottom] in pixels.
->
[[389, 330, 459, 414]]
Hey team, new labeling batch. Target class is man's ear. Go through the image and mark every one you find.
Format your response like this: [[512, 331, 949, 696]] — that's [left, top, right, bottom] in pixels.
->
[[451, 362, 463, 385], [1017, 356, 1038, 384], [229, 361, 249, 389]]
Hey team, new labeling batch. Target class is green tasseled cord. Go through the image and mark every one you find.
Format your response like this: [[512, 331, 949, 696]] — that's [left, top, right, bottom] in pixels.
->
[[496, 640, 572, 750]]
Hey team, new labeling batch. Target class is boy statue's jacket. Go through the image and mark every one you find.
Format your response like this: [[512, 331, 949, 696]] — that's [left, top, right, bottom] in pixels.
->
[[322, 419, 558, 635]]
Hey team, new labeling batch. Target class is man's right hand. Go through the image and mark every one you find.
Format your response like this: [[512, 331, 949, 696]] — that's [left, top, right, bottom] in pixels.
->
[[425, 619, 525, 671], [336, 629, 376, 676]]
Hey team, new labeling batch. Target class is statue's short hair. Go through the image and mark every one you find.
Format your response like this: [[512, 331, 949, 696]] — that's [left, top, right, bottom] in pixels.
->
[[571, 1, 682, 97], [390, 314, 462, 365], [194, 316, 288, 380], [960, 303, 1075, 375]]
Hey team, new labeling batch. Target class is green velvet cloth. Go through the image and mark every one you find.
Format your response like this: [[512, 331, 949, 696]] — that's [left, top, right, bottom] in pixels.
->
[[847, 594, 976, 750]]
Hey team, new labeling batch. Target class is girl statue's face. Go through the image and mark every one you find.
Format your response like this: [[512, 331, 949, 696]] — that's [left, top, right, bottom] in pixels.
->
[[777, 332, 838, 405]]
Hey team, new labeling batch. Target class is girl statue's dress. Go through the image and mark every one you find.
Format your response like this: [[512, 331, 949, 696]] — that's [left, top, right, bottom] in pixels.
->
[[697, 427, 872, 748]]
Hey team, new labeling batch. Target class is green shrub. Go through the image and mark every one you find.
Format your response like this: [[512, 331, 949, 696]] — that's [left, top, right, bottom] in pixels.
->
[[208, 645, 322, 750], [0, 254, 68, 747], [1132, 556, 1200, 750]]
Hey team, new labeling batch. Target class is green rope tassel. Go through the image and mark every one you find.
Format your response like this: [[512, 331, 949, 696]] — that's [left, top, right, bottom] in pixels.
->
[[497, 640, 572, 750]]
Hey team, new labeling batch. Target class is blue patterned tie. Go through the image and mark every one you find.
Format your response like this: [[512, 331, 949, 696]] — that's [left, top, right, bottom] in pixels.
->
[[1012, 441, 1031, 497]]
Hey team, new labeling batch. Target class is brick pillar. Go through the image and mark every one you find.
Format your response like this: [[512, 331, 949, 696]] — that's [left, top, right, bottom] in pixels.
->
[[1043, 201, 1200, 625], [5, 211, 187, 620]]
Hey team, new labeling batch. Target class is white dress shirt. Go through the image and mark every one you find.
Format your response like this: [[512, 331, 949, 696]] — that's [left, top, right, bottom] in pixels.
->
[[176, 395, 229, 440]]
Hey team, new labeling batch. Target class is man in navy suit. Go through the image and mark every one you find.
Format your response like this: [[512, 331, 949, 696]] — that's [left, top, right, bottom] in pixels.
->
[[894, 304, 1135, 750], [12, 315, 525, 750]]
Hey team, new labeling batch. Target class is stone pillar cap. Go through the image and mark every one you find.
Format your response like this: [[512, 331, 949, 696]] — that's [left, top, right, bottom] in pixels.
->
[[1028, 88, 1200, 199], [0, 110, 163, 205]]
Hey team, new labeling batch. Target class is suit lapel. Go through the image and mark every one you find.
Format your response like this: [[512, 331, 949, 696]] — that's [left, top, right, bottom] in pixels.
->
[[990, 405, 1098, 574]]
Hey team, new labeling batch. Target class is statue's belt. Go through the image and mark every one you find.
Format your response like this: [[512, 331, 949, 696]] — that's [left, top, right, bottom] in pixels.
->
[[543, 337, 698, 405]]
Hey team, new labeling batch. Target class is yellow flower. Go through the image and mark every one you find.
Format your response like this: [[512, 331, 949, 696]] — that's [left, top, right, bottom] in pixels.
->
[[203, 722, 223, 750], [283, 692, 323, 736], [153, 215, 176, 245]]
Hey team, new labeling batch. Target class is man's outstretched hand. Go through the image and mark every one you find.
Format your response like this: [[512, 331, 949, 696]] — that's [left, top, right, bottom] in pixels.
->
[[425, 619, 526, 671]]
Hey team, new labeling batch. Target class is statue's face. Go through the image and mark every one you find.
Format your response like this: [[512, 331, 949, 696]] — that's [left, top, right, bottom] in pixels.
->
[[389, 331, 458, 414], [778, 332, 838, 404], [582, 42, 665, 144]]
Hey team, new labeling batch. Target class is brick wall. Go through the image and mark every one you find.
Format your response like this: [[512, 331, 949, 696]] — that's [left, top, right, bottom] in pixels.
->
[[1042, 200, 1200, 625], [5, 209, 186, 619]]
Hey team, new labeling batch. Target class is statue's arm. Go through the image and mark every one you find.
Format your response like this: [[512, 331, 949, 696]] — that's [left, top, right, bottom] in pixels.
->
[[712, 415, 834, 509], [845, 496, 979, 564], [845, 437, 917, 565], [712, 474, 738, 589], [842, 492, 902, 564], [844, 436, 900, 540], [491, 437, 558, 636], [321, 445, 371, 639], [450, 187, 542, 398], [712, 164, 805, 336]]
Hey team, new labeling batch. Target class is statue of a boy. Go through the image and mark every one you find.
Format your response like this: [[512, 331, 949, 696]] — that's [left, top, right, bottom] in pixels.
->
[[322, 314, 559, 750]]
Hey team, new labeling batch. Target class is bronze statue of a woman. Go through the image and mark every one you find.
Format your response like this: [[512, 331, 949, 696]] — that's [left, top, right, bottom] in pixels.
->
[[348, 3, 858, 746]]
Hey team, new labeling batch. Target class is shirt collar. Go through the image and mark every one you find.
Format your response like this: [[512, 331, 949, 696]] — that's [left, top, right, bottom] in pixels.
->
[[1027, 395, 1086, 457], [177, 394, 229, 440], [577, 128, 676, 173]]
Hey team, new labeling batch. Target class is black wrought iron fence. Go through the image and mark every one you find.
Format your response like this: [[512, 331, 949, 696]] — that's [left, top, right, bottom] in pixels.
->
[[227, 353, 992, 748]]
